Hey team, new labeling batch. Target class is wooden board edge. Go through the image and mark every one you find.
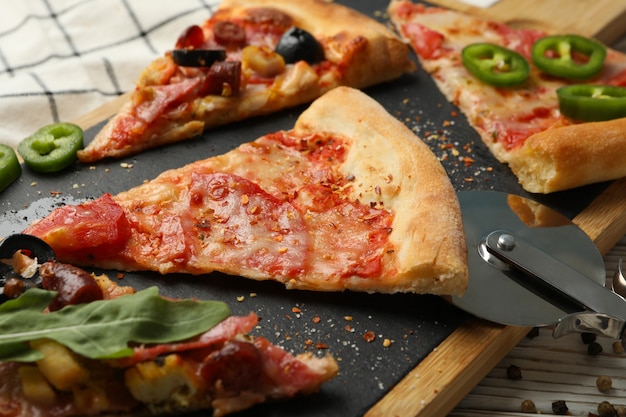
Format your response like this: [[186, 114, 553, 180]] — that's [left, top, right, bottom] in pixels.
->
[[365, 320, 530, 417], [72, 93, 129, 132], [426, 0, 626, 44], [573, 178, 626, 255]]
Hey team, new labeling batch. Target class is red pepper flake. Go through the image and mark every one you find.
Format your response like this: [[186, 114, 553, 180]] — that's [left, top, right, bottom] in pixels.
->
[[315, 343, 329, 349], [312, 316, 321, 324], [304, 339, 314, 346], [462, 156, 475, 167], [345, 325, 352, 332], [292, 307, 301, 314], [49, 190, 62, 196], [116, 272, 125, 279], [363, 331, 376, 343], [451, 111, 458, 117]]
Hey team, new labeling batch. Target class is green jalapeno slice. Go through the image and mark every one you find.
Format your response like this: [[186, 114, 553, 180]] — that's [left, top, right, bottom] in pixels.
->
[[18, 123, 84, 173], [556, 85, 626, 122], [0, 144, 21, 192], [532, 35, 606, 80], [461, 43, 530, 87]]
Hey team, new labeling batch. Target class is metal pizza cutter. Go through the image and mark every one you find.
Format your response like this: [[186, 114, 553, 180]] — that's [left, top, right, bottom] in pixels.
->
[[453, 190, 626, 342]]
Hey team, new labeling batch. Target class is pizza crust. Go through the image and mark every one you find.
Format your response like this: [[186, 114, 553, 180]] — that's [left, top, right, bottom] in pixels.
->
[[294, 87, 468, 295], [508, 117, 626, 193]]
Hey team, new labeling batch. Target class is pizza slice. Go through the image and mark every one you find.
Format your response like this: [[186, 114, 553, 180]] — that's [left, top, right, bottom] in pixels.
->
[[0, 251, 338, 417], [76, 0, 416, 163], [388, 1, 626, 193], [24, 87, 468, 296]]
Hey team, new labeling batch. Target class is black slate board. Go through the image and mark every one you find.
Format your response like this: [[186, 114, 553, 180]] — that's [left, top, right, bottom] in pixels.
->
[[0, 1, 612, 415]]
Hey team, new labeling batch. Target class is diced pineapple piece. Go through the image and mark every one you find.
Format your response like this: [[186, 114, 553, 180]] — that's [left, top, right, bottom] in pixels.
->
[[18, 366, 57, 405], [125, 354, 198, 404], [242, 45, 286, 78], [31, 339, 89, 390]]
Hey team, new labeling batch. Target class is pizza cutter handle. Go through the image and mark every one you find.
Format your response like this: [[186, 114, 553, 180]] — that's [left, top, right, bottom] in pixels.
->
[[482, 230, 626, 336], [553, 311, 626, 341]]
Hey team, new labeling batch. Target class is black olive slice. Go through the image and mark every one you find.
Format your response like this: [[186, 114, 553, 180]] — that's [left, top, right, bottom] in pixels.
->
[[275, 27, 325, 65], [0, 234, 56, 263], [172, 49, 227, 67]]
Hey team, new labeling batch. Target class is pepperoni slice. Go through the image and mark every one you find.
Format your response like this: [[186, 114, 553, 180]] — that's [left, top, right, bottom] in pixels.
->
[[176, 24, 206, 49], [23, 194, 131, 261], [199, 61, 241, 96], [188, 172, 308, 277], [213, 21, 246, 48], [245, 7, 293, 31], [198, 340, 263, 391]]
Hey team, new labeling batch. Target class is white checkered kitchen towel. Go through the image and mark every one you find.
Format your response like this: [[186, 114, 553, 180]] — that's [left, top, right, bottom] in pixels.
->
[[0, 0, 221, 150]]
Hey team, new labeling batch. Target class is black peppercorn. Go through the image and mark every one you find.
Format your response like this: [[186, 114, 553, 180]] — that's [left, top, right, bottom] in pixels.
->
[[506, 364, 522, 380], [588, 341, 603, 356], [552, 400, 568, 415]]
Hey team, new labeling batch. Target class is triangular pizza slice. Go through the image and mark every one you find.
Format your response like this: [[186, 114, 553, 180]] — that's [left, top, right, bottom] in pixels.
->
[[77, 0, 415, 162], [26, 87, 468, 296]]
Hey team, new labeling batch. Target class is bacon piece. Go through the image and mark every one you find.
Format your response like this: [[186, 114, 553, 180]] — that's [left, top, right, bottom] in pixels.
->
[[253, 336, 338, 397], [113, 313, 259, 368], [134, 77, 201, 124]]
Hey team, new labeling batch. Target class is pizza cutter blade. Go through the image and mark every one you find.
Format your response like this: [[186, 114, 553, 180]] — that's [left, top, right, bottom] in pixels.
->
[[453, 190, 626, 342]]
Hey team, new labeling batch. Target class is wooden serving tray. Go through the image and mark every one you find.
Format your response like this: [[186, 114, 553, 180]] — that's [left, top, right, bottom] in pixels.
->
[[3, 1, 626, 416], [429, 0, 626, 45]]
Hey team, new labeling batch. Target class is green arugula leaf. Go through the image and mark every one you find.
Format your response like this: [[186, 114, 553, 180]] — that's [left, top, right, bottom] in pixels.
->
[[0, 287, 231, 362]]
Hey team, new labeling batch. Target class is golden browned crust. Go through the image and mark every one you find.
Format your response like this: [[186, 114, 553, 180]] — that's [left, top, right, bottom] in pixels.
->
[[77, 0, 415, 163], [508, 117, 626, 193], [292, 87, 468, 295]]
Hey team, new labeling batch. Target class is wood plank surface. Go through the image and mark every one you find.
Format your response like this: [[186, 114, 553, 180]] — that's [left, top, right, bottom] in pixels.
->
[[428, 0, 626, 44]]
